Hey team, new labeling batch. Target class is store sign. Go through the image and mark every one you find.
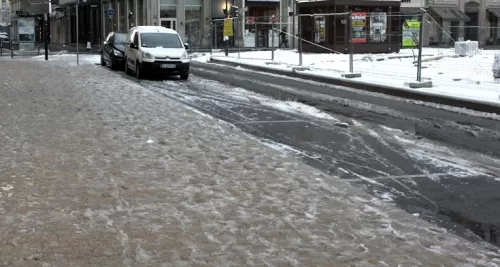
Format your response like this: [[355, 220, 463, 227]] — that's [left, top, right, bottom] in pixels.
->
[[352, 12, 367, 44], [401, 0, 424, 8], [402, 20, 420, 47]]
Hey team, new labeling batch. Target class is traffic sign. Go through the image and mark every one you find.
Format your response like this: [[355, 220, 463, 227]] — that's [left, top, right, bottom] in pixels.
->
[[106, 8, 114, 16], [223, 18, 233, 37]]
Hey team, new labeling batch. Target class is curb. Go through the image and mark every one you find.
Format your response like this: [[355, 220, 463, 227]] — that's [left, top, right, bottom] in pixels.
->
[[209, 57, 500, 115]]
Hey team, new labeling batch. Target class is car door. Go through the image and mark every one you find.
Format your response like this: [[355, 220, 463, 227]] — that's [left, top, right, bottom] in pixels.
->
[[130, 32, 140, 70], [103, 32, 114, 63], [125, 31, 137, 69]]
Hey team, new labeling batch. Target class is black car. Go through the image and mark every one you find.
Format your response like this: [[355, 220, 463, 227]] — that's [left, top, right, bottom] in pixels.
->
[[100, 32, 127, 70]]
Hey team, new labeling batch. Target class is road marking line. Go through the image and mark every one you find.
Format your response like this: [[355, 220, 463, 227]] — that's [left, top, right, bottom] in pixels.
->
[[232, 120, 307, 124], [341, 172, 474, 182]]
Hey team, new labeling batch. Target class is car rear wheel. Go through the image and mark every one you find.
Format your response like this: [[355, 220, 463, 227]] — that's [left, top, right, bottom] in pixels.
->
[[124, 58, 131, 75], [136, 61, 143, 79], [100, 54, 105, 66], [109, 54, 115, 70]]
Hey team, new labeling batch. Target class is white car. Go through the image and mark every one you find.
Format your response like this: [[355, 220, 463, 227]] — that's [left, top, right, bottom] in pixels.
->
[[123, 26, 190, 80]]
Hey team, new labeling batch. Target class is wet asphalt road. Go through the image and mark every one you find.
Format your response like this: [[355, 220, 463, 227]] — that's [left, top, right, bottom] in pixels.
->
[[108, 64, 500, 248]]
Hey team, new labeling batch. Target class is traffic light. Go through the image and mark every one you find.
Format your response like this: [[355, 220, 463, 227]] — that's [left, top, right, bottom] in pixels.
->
[[231, 6, 239, 17]]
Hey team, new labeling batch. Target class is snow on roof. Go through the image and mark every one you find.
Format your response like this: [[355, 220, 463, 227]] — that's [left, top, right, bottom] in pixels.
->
[[131, 26, 178, 34]]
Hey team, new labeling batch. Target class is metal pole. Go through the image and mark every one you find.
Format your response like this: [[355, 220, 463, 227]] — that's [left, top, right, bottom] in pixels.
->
[[417, 12, 424, 82], [10, 16, 13, 59], [292, 1, 295, 50], [272, 16, 275, 61], [298, 14, 302, 66], [214, 21, 217, 50], [45, 14, 49, 61], [225, 0, 228, 56], [1, 39, 3, 57], [210, 22, 213, 55], [76, 0, 79, 65], [237, 16, 240, 59], [348, 11, 353, 73]]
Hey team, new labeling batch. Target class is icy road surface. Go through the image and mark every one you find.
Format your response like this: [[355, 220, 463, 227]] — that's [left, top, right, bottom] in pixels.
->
[[0, 55, 498, 266]]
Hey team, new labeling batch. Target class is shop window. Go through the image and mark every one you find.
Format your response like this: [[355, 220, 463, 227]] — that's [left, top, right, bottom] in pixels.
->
[[160, 6, 176, 18], [186, 4, 202, 45]]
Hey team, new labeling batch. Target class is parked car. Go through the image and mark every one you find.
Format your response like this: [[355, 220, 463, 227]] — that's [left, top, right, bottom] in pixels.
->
[[0, 33, 9, 43], [123, 26, 190, 80], [100, 31, 127, 70]]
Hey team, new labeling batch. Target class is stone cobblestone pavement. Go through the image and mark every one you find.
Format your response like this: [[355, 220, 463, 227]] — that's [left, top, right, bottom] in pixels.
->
[[0, 57, 499, 266]]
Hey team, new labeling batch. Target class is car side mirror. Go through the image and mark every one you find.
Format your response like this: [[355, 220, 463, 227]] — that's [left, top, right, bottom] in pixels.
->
[[184, 43, 190, 50], [130, 43, 137, 49]]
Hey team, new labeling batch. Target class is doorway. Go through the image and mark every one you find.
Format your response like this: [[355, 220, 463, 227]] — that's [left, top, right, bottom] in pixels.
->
[[160, 18, 177, 31]]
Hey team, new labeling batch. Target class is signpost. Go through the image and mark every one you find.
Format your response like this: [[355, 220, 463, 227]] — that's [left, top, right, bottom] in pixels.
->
[[107, 8, 114, 31]]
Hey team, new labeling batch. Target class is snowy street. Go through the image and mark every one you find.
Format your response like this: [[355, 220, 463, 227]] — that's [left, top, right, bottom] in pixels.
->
[[0, 55, 500, 265], [201, 48, 500, 105]]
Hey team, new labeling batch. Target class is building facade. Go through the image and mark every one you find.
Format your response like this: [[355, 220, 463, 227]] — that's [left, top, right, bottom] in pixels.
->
[[424, 0, 500, 46]]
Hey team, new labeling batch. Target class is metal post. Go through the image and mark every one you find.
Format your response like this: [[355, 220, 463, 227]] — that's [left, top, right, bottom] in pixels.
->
[[292, 1, 295, 50], [214, 21, 217, 50], [237, 17, 240, 59], [272, 16, 275, 61], [76, 0, 79, 65], [45, 14, 49, 61], [298, 14, 302, 66], [417, 12, 424, 82], [225, 0, 228, 56], [210, 22, 213, 54], [348, 11, 353, 73], [10, 16, 13, 59], [1, 39, 3, 57]]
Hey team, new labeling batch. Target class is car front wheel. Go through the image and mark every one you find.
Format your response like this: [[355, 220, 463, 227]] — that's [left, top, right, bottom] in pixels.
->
[[180, 71, 189, 80]]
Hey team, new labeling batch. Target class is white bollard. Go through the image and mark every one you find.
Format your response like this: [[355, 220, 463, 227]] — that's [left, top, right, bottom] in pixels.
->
[[493, 52, 500, 79]]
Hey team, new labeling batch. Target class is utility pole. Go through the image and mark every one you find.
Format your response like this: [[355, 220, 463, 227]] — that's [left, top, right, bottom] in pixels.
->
[[76, 0, 79, 65], [44, 13, 48, 60], [225, 0, 228, 56], [417, 11, 424, 82]]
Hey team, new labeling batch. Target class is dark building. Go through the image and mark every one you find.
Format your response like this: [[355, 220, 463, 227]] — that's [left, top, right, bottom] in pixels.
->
[[297, 0, 401, 53]]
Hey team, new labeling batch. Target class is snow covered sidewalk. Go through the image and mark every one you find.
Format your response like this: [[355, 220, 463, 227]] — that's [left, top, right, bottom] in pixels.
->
[[199, 48, 500, 106], [0, 56, 498, 266]]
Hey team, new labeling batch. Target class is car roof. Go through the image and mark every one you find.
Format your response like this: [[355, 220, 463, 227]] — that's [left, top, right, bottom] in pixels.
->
[[130, 26, 177, 34]]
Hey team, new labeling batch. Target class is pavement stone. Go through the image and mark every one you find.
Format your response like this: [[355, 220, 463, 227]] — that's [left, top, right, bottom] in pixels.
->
[[0, 58, 499, 266]]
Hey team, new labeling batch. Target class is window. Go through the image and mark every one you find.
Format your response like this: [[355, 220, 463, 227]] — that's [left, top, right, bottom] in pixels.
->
[[140, 33, 182, 48], [114, 33, 127, 43], [186, 0, 202, 46], [160, 0, 177, 18]]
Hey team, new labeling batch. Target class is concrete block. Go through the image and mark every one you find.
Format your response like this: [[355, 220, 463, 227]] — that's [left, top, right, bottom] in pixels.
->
[[408, 81, 433, 88], [292, 67, 310, 72], [342, 73, 362, 78]]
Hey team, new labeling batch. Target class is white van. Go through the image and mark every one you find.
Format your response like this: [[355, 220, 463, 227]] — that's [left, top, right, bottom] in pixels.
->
[[124, 26, 190, 80]]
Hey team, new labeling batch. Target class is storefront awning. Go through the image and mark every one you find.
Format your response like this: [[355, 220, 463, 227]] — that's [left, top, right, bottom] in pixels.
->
[[247, 0, 280, 2], [431, 7, 470, 22], [488, 8, 500, 18]]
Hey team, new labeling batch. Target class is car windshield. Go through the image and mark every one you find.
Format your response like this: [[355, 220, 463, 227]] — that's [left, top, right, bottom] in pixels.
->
[[114, 33, 127, 44], [140, 33, 182, 48]]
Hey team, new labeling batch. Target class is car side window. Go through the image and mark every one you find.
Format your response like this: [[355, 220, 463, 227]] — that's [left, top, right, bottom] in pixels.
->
[[133, 33, 139, 46]]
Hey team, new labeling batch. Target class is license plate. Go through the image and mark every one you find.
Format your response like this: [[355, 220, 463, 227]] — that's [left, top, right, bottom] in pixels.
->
[[160, 64, 176, 69]]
